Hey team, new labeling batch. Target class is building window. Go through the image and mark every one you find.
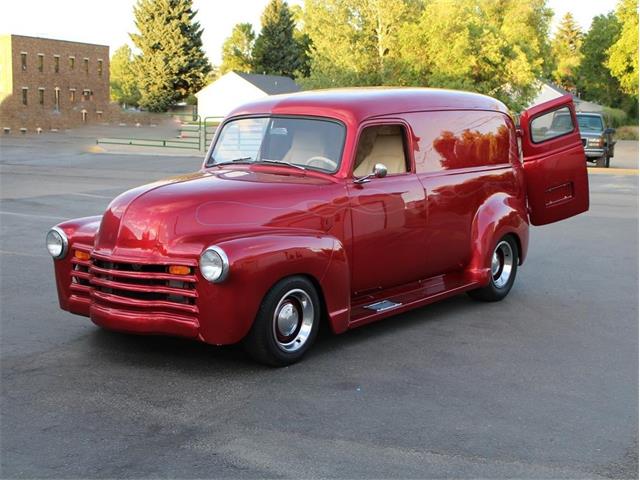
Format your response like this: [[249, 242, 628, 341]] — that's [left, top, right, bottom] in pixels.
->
[[38, 88, 45, 105], [54, 55, 60, 73], [21, 87, 28, 105], [82, 89, 92, 101], [69, 56, 75, 69], [83, 58, 89, 74], [20, 53, 27, 71], [54, 88, 60, 111], [97, 59, 103, 76], [69, 88, 76, 103], [38, 54, 44, 72]]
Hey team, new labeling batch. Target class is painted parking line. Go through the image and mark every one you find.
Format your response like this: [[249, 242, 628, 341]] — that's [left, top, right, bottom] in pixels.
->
[[0, 211, 67, 221], [0, 249, 47, 258], [588, 168, 638, 175], [67, 192, 113, 199]]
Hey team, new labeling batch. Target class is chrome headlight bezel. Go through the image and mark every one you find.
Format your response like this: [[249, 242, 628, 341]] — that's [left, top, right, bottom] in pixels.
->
[[199, 245, 229, 283], [46, 226, 69, 260]]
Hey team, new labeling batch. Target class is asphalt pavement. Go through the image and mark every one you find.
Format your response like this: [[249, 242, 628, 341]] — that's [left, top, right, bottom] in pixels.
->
[[1, 131, 638, 478]]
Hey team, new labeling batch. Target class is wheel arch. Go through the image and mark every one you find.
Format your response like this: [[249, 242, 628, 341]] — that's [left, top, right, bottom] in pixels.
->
[[196, 232, 350, 345], [466, 192, 529, 285]]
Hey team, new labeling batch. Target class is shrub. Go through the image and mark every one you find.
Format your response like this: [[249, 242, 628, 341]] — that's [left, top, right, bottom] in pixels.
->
[[602, 106, 629, 127], [614, 125, 639, 140]]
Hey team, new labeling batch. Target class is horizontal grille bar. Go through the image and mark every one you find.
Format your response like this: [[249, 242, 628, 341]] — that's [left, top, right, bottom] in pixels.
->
[[91, 289, 198, 314], [90, 276, 198, 298], [89, 265, 197, 284]]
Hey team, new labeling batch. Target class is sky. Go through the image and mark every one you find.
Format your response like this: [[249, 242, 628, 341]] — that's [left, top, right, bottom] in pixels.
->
[[0, 0, 620, 65]]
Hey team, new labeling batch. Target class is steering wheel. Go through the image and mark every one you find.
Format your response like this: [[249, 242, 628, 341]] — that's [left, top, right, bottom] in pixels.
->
[[305, 156, 338, 171]]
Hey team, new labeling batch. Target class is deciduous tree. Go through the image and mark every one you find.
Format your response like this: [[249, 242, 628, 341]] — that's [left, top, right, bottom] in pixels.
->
[[607, 0, 639, 97], [220, 23, 255, 74], [577, 14, 623, 107], [110, 45, 140, 107], [131, 0, 212, 112]]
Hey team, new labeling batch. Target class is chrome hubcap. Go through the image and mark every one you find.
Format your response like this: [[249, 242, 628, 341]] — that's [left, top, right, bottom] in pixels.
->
[[491, 240, 514, 289], [273, 289, 314, 353]]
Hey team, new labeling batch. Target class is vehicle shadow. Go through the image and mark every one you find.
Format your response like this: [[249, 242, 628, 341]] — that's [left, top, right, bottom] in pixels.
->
[[86, 293, 477, 373]]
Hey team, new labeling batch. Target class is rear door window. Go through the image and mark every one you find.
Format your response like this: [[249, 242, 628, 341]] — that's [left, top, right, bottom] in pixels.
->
[[530, 107, 574, 143]]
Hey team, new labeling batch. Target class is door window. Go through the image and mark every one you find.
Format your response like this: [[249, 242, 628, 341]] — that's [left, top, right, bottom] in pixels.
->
[[530, 106, 574, 144], [354, 125, 408, 176]]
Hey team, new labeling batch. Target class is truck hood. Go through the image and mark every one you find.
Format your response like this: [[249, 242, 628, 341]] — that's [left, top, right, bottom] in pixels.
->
[[94, 168, 344, 260]]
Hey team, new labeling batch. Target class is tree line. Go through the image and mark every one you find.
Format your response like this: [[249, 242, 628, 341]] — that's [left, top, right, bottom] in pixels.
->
[[111, 0, 638, 116]]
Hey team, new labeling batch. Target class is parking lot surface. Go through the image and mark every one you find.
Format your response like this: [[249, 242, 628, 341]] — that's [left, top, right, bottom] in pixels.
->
[[1, 132, 638, 478]]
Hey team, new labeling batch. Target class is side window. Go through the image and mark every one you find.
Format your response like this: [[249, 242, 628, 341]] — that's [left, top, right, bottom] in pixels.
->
[[354, 125, 408, 176], [530, 106, 574, 143]]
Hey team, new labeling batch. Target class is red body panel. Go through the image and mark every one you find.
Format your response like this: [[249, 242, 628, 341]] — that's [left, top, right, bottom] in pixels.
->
[[49, 88, 586, 346]]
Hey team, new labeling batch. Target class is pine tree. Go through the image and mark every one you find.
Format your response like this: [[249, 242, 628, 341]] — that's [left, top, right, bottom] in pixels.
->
[[551, 13, 583, 91], [220, 23, 255, 74], [252, 0, 307, 78], [110, 45, 141, 107], [130, 0, 212, 112]]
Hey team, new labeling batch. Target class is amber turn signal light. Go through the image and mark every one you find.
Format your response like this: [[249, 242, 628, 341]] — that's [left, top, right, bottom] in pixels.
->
[[168, 265, 191, 275], [74, 250, 90, 261]]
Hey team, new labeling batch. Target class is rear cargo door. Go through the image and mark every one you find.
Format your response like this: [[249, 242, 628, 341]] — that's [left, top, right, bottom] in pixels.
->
[[520, 94, 589, 226]]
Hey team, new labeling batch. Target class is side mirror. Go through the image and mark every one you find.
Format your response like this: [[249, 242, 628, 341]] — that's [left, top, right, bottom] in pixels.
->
[[373, 163, 387, 178], [604, 128, 615, 135], [354, 163, 388, 184]]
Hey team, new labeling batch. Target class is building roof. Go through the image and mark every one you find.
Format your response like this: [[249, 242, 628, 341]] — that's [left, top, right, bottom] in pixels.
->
[[234, 72, 300, 95], [3, 33, 109, 48], [228, 87, 509, 124]]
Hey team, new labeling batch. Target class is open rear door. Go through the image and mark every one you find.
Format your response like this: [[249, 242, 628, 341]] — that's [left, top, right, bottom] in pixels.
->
[[519, 94, 589, 226]]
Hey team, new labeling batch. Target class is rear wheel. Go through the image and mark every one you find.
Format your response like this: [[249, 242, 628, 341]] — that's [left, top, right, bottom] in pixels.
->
[[468, 236, 518, 302], [243, 276, 320, 366]]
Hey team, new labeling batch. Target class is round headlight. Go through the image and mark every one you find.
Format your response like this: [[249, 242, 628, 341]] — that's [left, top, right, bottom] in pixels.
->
[[199, 246, 229, 283], [46, 227, 68, 259]]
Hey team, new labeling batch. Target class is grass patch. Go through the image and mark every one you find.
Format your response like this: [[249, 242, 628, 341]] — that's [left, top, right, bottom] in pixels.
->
[[615, 126, 639, 140]]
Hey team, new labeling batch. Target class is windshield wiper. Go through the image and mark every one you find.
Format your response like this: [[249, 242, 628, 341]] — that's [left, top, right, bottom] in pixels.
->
[[213, 156, 253, 166], [254, 159, 306, 171]]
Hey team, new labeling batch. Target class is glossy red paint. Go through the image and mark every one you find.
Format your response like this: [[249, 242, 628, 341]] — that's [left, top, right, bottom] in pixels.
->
[[49, 88, 588, 347]]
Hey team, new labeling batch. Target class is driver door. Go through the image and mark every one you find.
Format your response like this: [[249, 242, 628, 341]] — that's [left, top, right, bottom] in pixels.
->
[[519, 95, 589, 226], [347, 122, 428, 295]]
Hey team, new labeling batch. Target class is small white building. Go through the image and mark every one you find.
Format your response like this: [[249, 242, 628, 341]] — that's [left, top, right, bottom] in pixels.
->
[[528, 81, 603, 112], [195, 71, 300, 120]]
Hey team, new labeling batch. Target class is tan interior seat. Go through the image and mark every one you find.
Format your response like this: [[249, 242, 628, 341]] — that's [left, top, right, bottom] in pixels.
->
[[354, 130, 407, 176], [282, 129, 326, 165]]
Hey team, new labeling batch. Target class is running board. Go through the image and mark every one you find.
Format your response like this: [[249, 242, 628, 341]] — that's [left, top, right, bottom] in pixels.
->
[[363, 300, 402, 312]]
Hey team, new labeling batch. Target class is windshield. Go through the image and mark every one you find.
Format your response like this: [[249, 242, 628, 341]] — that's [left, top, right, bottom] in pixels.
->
[[576, 114, 604, 133], [208, 116, 346, 173]]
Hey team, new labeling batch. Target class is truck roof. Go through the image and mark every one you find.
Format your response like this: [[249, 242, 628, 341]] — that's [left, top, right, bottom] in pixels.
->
[[227, 87, 511, 124]]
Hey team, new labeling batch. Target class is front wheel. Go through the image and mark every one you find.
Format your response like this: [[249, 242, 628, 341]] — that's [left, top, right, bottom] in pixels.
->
[[595, 155, 608, 167], [243, 276, 321, 366], [468, 236, 519, 302]]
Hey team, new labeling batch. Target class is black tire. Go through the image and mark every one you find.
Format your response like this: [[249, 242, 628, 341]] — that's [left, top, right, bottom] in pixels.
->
[[605, 155, 611, 168], [243, 276, 321, 366], [595, 155, 607, 167], [468, 236, 519, 302]]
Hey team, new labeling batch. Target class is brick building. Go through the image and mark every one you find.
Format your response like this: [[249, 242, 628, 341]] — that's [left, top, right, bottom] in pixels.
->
[[0, 34, 109, 132]]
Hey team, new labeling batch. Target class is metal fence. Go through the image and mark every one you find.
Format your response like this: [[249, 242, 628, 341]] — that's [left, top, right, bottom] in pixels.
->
[[96, 113, 224, 152]]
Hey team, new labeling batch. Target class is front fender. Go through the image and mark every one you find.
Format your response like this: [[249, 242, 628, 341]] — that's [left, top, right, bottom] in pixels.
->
[[466, 193, 529, 286], [51, 216, 102, 314], [197, 232, 350, 345]]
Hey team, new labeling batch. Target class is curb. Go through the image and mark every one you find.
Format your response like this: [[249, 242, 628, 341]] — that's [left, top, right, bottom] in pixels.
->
[[588, 168, 638, 175]]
